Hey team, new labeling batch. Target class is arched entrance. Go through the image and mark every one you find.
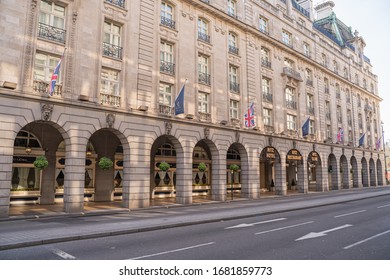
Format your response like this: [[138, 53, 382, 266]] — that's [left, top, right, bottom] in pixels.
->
[[226, 143, 249, 199], [307, 151, 322, 192], [193, 140, 213, 199], [361, 157, 369, 187], [350, 156, 359, 188], [327, 154, 338, 190], [286, 149, 303, 192], [377, 159, 384, 186], [11, 122, 65, 207], [340, 155, 350, 189], [369, 158, 377, 187], [259, 146, 280, 194]]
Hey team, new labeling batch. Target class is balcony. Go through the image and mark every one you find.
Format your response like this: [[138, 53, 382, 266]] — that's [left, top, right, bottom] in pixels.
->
[[307, 107, 315, 115], [160, 61, 175, 75], [282, 67, 302, 81], [286, 100, 297, 110], [325, 87, 330, 94], [306, 80, 313, 87], [37, 22, 66, 44], [364, 105, 373, 112], [336, 92, 341, 99], [103, 42, 123, 60], [230, 81, 240, 93], [198, 72, 211, 85], [263, 92, 273, 103], [33, 80, 62, 96], [230, 118, 241, 127], [198, 112, 211, 122], [261, 58, 272, 69], [348, 120, 352, 126], [104, 0, 125, 9], [228, 45, 239, 55], [161, 16, 176, 29], [326, 113, 331, 120], [198, 32, 210, 43], [100, 93, 120, 107], [159, 104, 174, 115]]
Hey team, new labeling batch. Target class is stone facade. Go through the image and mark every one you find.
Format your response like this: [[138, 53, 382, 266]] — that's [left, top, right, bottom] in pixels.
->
[[0, 0, 385, 217]]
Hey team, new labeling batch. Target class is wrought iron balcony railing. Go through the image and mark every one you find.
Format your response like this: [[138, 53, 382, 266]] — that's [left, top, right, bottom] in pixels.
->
[[198, 72, 211, 85], [229, 45, 239, 55], [326, 113, 331, 120], [103, 42, 123, 60], [159, 104, 174, 115], [160, 61, 175, 75], [306, 80, 313, 87], [230, 81, 240, 93], [263, 92, 273, 103], [198, 32, 210, 43], [336, 92, 341, 99], [100, 93, 120, 107], [37, 22, 66, 44], [261, 58, 272, 69], [286, 100, 297, 110], [161, 16, 176, 29], [282, 67, 302, 81], [325, 87, 330, 94], [104, 0, 125, 9], [198, 112, 211, 122], [308, 107, 315, 115]]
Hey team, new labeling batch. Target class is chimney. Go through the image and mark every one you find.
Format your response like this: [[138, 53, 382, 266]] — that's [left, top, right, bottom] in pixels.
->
[[296, 0, 314, 21], [314, 1, 335, 20]]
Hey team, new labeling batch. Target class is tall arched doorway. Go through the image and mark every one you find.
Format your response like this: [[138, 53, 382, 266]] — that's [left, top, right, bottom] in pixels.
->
[[369, 158, 377, 187], [308, 151, 322, 192], [260, 146, 280, 194], [340, 155, 349, 189], [350, 156, 359, 188], [328, 154, 338, 190], [192, 140, 213, 199], [286, 149, 303, 192], [377, 159, 384, 186], [361, 157, 369, 187]]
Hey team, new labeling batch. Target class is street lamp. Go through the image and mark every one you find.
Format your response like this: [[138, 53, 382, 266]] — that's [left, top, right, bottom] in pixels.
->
[[382, 122, 388, 184]]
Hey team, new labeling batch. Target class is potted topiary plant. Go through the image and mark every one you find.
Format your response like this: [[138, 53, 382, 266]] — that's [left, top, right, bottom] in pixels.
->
[[198, 162, 207, 172], [33, 155, 49, 170], [158, 161, 170, 172], [229, 164, 239, 172], [98, 156, 113, 170]]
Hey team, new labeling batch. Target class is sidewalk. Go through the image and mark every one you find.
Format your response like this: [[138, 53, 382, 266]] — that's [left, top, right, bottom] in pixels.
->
[[1, 187, 389, 251]]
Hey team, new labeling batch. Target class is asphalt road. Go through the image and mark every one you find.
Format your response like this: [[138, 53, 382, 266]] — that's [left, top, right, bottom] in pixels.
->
[[1, 194, 389, 260]]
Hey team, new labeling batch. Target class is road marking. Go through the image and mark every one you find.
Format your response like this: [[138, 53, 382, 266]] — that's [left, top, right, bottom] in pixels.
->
[[129, 242, 215, 260], [344, 230, 390, 250], [225, 218, 287, 229], [51, 248, 76, 259], [295, 224, 352, 241], [377, 204, 390, 209], [255, 221, 314, 235], [334, 210, 366, 218]]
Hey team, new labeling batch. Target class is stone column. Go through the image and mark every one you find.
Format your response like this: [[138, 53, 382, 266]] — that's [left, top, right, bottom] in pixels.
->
[[241, 147, 260, 199], [355, 160, 363, 188], [0, 138, 13, 218], [297, 158, 308, 194], [176, 141, 193, 205], [275, 153, 287, 196], [212, 150, 227, 201], [316, 161, 325, 191], [63, 139, 87, 213]]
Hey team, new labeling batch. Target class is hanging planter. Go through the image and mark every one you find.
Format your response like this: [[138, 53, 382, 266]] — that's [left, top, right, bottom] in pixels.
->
[[98, 156, 113, 170], [33, 156, 49, 170], [158, 161, 170, 172], [229, 164, 240, 172], [198, 162, 207, 172]]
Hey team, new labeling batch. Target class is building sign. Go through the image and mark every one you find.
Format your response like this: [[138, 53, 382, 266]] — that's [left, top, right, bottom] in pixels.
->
[[287, 149, 302, 161], [13, 156, 36, 164], [265, 147, 276, 159], [308, 151, 319, 163]]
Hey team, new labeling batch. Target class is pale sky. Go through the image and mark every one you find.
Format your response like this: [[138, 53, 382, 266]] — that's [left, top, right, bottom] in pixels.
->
[[313, 0, 390, 145]]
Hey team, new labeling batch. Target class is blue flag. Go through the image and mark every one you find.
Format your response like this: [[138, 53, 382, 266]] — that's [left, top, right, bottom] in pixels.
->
[[174, 84, 185, 115], [301, 117, 310, 137], [358, 133, 365, 147]]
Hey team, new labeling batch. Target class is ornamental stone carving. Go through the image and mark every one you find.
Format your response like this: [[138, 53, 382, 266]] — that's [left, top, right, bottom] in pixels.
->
[[41, 103, 53, 121], [106, 113, 115, 128]]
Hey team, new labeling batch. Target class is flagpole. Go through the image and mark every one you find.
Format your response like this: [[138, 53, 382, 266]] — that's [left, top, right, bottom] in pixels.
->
[[382, 122, 388, 184]]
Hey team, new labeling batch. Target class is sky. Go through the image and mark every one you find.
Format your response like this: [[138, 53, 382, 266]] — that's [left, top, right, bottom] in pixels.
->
[[313, 0, 390, 146]]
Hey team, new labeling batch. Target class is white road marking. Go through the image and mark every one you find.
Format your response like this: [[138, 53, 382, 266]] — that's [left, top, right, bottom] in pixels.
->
[[377, 204, 390, 209], [334, 210, 366, 218], [225, 218, 287, 229], [255, 221, 314, 235], [344, 230, 390, 250], [129, 242, 215, 260], [296, 224, 353, 241], [51, 248, 76, 259]]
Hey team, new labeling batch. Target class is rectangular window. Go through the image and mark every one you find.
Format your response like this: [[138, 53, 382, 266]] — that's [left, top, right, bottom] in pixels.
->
[[261, 47, 271, 68], [286, 114, 296, 131], [160, 41, 175, 75], [198, 18, 210, 43], [198, 54, 210, 85], [285, 87, 296, 109], [284, 58, 294, 69], [282, 30, 292, 46], [198, 92, 209, 113], [229, 65, 239, 93], [326, 125, 332, 139], [259, 16, 268, 34], [100, 68, 120, 106], [307, 94, 314, 115], [161, 2, 175, 29], [303, 43, 310, 57], [227, 0, 237, 17], [228, 32, 239, 55], [38, 0, 66, 43], [34, 53, 61, 82], [230, 100, 239, 119], [337, 106, 342, 123], [263, 108, 272, 127], [103, 21, 122, 59], [158, 83, 173, 115], [309, 120, 315, 135], [262, 77, 272, 102]]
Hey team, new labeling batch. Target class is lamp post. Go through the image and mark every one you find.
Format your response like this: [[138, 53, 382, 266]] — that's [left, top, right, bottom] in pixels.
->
[[382, 122, 388, 185], [230, 169, 234, 200]]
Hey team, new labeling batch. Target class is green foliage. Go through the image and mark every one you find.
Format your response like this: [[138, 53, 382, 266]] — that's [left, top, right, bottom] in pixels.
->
[[98, 156, 113, 170], [229, 164, 239, 172], [158, 161, 170, 172], [198, 162, 207, 172], [33, 156, 49, 170]]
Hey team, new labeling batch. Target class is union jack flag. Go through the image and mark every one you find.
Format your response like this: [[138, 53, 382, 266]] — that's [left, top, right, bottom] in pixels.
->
[[337, 128, 344, 143], [49, 49, 65, 96], [244, 102, 256, 128], [376, 137, 382, 150]]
